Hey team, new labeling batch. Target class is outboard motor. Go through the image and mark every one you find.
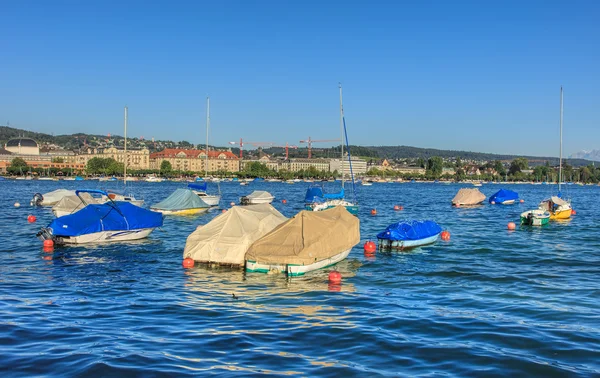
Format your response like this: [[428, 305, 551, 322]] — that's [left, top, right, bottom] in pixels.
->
[[31, 193, 44, 206]]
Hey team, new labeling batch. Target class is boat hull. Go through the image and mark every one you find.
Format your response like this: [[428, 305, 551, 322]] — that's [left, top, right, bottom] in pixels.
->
[[520, 210, 550, 226], [305, 204, 359, 216], [377, 233, 440, 251], [151, 208, 209, 216], [246, 248, 351, 277], [40, 228, 156, 244], [191, 192, 220, 206], [550, 208, 572, 220], [241, 197, 274, 205]]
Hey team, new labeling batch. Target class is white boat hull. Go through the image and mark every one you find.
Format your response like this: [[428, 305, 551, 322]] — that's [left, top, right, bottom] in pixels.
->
[[191, 191, 221, 206], [56, 228, 156, 244], [378, 234, 439, 250], [246, 248, 351, 277]]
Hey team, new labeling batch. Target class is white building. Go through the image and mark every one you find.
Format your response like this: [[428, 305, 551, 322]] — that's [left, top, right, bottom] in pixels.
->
[[330, 157, 367, 177]]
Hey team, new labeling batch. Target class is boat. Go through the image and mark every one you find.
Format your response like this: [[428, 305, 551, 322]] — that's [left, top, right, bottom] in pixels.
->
[[52, 192, 103, 218], [240, 182, 248, 186], [145, 174, 165, 183], [451, 188, 486, 207], [361, 181, 373, 186], [377, 220, 442, 250], [539, 87, 572, 220], [240, 190, 274, 205], [105, 190, 144, 207], [304, 84, 358, 214], [183, 204, 287, 266], [31, 189, 76, 206], [489, 189, 519, 205], [473, 182, 482, 187], [37, 190, 163, 244], [151, 188, 210, 215], [520, 209, 550, 226], [245, 206, 360, 276]]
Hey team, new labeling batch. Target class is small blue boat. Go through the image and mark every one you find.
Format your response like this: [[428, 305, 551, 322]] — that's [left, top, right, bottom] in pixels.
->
[[489, 189, 519, 205], [304, 185, 358, 215], [377, 220, 442, 250]]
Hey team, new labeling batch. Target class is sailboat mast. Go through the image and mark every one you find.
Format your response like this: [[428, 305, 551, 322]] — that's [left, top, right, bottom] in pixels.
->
[[339, 83, 344, 187], [206, 97, 210, 178], [124, 106, 128, 182], [559, 86, 563, 192]]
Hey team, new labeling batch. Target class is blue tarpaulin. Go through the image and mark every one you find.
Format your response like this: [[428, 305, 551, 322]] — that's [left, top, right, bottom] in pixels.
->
[[188, 182, 207, 191], [377, 220, 442, 241], [489, 189, 519, 204], [152, 189, 209, 211], [48, 202, 163, 237], [304, 186, 345, 203]]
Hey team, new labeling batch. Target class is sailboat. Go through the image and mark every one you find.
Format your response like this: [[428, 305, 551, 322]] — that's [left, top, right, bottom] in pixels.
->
[[107, 106, 144, 206], [187, 96, 221, 206], [538, 86, 572, 220], [304, 84, 358, 215]]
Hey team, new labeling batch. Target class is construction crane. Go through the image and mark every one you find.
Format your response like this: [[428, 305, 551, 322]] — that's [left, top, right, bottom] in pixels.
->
[[298, 137, 341, 158], [229, 138, 275, 158], [272, 143, 298, 160]]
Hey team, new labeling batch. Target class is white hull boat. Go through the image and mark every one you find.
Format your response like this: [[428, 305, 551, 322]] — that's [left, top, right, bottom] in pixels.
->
[[191, 192, 221, 207], [246, 248, 351, 277], [53, 228, 156, 244], [378, 233, 439, 250]]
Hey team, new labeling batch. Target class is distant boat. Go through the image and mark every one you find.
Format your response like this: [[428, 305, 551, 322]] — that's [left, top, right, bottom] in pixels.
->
[[520, 209, 550, 226], [240, 191, 274, 205], [489, 189, 519, 205], [452, 188, 486, 207], [151, 189, 210, 215], [377, 220, 442, 250]]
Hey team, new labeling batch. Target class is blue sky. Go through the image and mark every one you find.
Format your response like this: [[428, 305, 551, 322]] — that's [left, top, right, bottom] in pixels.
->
[[1, 0, 598, 156]]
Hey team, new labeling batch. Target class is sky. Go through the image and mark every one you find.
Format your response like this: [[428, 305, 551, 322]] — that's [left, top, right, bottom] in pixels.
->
[[1, 0, 599, 157]]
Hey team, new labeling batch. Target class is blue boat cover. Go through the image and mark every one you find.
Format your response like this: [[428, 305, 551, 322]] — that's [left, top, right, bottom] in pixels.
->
[[253, 177, 265, 182], [48, 202, 163, 237], [152, 189, 209, 211], [377, 220, 442, 241], [304, 186, 345, 203], [188, 182, 207, 191], [489, 189, 519, 204]]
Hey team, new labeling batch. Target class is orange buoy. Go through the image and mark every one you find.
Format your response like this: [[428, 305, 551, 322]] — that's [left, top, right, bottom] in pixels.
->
[[440, 230, 450, 241], [393, 205, 400, 211], [507, 222, 516, 230], [282, 199, 287, 204], [182, 257, 194, 268], [491, 201, 496, 205], [14, 202, 20, 208], [222, 209, 227, 213], [328, 270, 342, 284], [370, 209, 377, 216], [571, 209, 576, 215], [455, 203, 461, 208], [27, 215, 36, 223], [363, 241, 376, 253], [399, 206, 404, 210], [520, 199, 524, 203], [43, 239, 54, 248], [43, 246, 54, 253]]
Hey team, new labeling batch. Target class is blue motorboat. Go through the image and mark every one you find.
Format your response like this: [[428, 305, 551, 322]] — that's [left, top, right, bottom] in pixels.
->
[[489, 189, 519, 205], [377, 220, 443, 250]]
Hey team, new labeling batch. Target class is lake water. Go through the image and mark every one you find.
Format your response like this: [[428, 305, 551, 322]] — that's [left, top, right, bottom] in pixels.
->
[[1, 180, 598, 377]]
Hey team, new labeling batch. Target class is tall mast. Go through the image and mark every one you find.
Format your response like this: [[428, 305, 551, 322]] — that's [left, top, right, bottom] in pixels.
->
[[559, 86, 563, 193], [124, 106, 128, 182], [206, 96, 210, 178], [339, 83, 344, 187]]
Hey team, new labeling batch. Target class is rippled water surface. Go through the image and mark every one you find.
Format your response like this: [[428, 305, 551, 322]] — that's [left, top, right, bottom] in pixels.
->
[[1, 180, 599, 376]]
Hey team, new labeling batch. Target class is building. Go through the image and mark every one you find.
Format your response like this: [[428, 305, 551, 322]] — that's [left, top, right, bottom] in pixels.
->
[[395, 166, 426, 175], [286, 158, 330, 173], [329, 157, 367, 177], [240, 156, 280, 171], [150, 148, 239, 173], [4, 138, 40, 155], [104, 146, 150, 170]]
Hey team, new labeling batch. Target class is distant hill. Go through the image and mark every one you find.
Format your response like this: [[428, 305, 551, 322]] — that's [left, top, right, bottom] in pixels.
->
[[0, 125, 593, 167]]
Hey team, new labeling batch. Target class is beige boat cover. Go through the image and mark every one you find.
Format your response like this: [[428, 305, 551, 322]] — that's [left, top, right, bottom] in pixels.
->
[[39, 189, 76, 206], [550, 196, 569, 206], [183, 204, 287, 265], [245, 206, 360, 265], [52, 193, 100, 215], [452, 188, 486, 205]]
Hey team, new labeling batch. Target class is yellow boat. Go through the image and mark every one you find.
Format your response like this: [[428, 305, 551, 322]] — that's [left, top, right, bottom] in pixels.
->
[[153, 207, 210, 216], [150, 189, 210, 216]]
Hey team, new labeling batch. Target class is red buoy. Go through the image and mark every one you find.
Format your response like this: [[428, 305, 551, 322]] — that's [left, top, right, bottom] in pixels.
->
[[455, 203, 461, 208], [43, 239, 54, 248], [393, 205, 400, 211], [520, 199, 524, 203], [370, 209, 377, 216], [222, 209, 227, 213], [571, 209, 576, 215], [491, 201, 496, 205], [328, 270, 342, 284], [363, 241, 376, 253], [440, 231, 450, 241], [282, 199, 287, 204], [182, 257, 194, 268], [27, 215, 36, 223], [507, 222, 516, 230]]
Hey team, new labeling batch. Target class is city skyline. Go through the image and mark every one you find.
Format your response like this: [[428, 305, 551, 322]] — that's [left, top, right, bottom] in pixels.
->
[[1, 1, 599, 156]]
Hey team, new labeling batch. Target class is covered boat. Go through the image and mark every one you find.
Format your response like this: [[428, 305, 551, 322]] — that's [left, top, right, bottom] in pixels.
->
[[183, 204, 287, 266], [31, 189, 75, 206], [37, 190, 163, 244], [240, 190, 274, 205], [304, 185, 358, 215], [52, 192, 102, 218], [539, 196, 572, 220], [451, 188, 486, 207], [245, 206, 360, 276], [151, 188, 210, 215], [489, 189, 519, 205], [520, 209, 550, 226], [188, 182, 221, 207], [377, 220, 442, 250]]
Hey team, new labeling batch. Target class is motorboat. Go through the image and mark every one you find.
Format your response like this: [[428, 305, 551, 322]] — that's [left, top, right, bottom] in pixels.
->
[[539, 196, 572, 220], [451, 188, 486, 207], [183, 204, 287, 266], [187, 182, 221, 207], [304, 185, 358, 215], [245, 206, 360, 276], [37, 189, 163, 244], [145, 175, 165, 182], [151, 188, 210, 215], [106, 190, 144, 207], [31, 189, 76, 206], [52, 192, 102, 218], [489, 189, 519, 205], [240, 191, 274, 205], [377, 220, 442, 250], [520, 209, 550, 226]]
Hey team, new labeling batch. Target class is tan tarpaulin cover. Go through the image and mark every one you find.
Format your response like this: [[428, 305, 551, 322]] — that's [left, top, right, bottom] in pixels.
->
[[52, 193, 100, 215], [183, 204, 287, 265], [40, 189, 76, 206], [245, 206, 360, 265], [550, 196, 569, 206], [452, 188, 486, 205]]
